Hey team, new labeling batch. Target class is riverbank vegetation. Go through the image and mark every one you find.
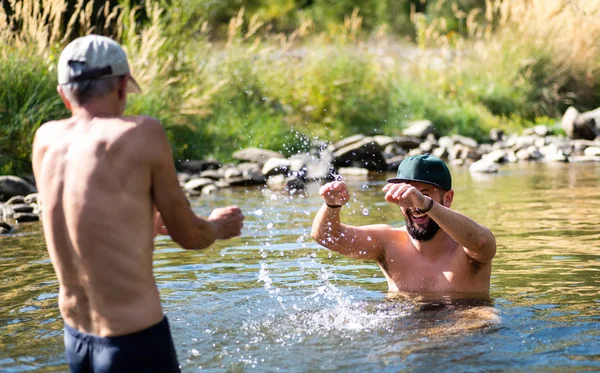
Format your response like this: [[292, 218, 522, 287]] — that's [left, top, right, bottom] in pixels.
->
[[1, 0, 599, 175]]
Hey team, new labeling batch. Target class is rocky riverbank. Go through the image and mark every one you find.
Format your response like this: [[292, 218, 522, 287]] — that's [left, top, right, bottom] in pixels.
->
[[2, 105, 599, 233]]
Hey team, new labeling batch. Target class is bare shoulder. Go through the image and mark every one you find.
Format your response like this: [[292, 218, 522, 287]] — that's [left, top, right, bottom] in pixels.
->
[[357, 224, 400, 241], [121, 116, 167, 142], [123, 115, 162, 129], [33, 120, 70, 150]]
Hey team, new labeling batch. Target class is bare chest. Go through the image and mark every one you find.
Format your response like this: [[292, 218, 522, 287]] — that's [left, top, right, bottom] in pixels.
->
[[381, 247, 489, 293]]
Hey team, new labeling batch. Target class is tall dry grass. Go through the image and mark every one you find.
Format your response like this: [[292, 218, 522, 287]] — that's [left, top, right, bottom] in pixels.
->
[[3, 0, 600, 175]]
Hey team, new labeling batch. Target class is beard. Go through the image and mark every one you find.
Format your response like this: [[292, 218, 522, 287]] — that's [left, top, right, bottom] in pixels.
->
[[404, 213, 441, 241]]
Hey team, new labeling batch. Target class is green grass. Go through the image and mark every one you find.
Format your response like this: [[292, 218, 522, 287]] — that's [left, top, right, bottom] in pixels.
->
[[2, 1, 599, 176], [0, 48, 68, 175]]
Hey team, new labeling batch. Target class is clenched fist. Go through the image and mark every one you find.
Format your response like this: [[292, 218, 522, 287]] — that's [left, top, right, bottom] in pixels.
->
[[382, 183, 429, 210], [319, 181, 350, 207], [208, 206, 244, 239]]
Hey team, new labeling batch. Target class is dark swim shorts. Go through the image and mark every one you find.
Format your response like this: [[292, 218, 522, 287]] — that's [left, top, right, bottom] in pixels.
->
[[64, 316, 181, 373]]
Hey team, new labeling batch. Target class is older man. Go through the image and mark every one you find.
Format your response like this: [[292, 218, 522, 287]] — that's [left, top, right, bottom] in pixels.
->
[[32, 35, 244, 372], [311, 153, 496, 294]]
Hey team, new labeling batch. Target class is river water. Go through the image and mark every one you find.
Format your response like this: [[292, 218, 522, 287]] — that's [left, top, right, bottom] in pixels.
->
[[1, 162, 599, 372]]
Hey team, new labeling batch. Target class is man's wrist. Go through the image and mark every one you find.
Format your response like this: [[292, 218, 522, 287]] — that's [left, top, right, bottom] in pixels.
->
[[325, 202, 342, 209], [415, 197, 434, 213]]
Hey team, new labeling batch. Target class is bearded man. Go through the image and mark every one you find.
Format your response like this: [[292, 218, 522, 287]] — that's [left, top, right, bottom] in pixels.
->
[[311, 154, 496, 294]]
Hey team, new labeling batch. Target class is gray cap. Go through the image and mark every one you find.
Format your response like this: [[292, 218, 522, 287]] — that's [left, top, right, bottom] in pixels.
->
[[57, 34, 141, 93]]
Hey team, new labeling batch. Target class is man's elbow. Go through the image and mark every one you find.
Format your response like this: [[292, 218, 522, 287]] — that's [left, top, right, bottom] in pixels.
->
[[475, 234, 496, 262]]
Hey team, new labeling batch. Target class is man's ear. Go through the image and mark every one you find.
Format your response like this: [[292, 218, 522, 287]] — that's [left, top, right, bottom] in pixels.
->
[[117, 76, 128, 100], [57, 86, 73, 112], [443, 189, 454, 207]]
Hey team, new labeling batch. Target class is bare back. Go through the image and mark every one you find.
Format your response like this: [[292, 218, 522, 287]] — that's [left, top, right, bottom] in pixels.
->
[[33, 116, 163, 337]]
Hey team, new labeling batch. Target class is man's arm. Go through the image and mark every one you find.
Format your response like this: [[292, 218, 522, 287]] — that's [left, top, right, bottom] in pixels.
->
[[383, 183, 496, 263], [145, 119, 243, 249], [426, 202, 496, 263], [311, 181, 388, 260]]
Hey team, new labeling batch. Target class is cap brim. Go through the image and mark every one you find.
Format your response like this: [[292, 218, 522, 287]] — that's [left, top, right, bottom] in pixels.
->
[[126, 75, 142, 93], [386, 178, 449, 190]]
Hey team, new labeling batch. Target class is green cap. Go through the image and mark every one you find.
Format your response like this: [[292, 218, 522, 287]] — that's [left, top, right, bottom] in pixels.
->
[[387, 153, 452, 190]]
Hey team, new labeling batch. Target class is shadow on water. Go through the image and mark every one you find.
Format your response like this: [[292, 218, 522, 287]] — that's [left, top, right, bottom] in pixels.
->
[[1, 162, 600, 372]]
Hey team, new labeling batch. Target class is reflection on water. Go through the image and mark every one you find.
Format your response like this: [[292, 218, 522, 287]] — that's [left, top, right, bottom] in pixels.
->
[[1, 162, 599, 372]]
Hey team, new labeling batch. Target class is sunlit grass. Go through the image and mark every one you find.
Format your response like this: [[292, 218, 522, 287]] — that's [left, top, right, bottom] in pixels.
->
[[1, 0, 599, 175]]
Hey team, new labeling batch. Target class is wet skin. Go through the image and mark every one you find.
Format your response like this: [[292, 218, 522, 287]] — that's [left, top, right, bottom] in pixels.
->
[[311, 180, 496, 294]]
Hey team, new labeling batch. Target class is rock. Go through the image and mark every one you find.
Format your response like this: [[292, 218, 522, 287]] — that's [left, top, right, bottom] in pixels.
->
[[0, 221, 12, 234], [177, 173, 192, 184], [266, 174, 286, 189], [437, 136, 454, 151], [333, 138, 387, 170], [284, 175, 306, 191], [24, 193, 39, 205], [2, 204, 14, 219], [469, 159, 498, 173], [0, 176, 36, 202], [533, 124, 550, 137], [489, 128, 505, 142], [184, 178, 215, 192], [338, 167, 369, 177], [527, 146, 543, 160], [385, 155, 405, 171], [584, 146, 600, 156], [178, 159, 221, 174], [383, 143, 407, 158], [509, 135, 538, 151], [451, 135, 478, 149], [570, 155, 600, 162], [223, 167, 243, 180], [6, 196, 25, 205], [11, 204, 34, 214], [483, 150, 508, 163], [572, 140, 597, 154], [225, 165, 266, 186], [14, 213, 39, 223], [432, 147, 448, 159], [402, 120, 435, 138], [199, 169, 223, 180], [201, 184, 219, 195], [419, 140, 435, 153], [562, 106, 599, 140], [262, 158, 291, 177], [561, 106, 579, 138], [391, 136, 421, 150], [371, 135, 396, 148], [516, 148, 531, 160], [232, 148, 284, 164], [332, 135, 365, 150]]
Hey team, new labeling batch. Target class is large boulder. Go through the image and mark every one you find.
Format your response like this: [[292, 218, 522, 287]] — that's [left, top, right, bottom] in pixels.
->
[[0, 176, 36, 202], [262, 158, 291, 178], [402, 120, 435, 138], [562, 106, 599, 140], [333, 137, 387, 170]]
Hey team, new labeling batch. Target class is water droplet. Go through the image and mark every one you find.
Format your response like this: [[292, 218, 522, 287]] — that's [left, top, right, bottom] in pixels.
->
[[362, 208, 369, 216]]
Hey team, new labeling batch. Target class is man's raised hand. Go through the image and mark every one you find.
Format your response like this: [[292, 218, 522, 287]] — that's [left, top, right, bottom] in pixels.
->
[[208, 206, 244, 240], [383, 183, 428, 210], [319, 181, 350, 207]]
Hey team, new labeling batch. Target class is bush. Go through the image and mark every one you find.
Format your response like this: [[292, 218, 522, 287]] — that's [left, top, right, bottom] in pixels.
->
[[0, 49, 68, 175]]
